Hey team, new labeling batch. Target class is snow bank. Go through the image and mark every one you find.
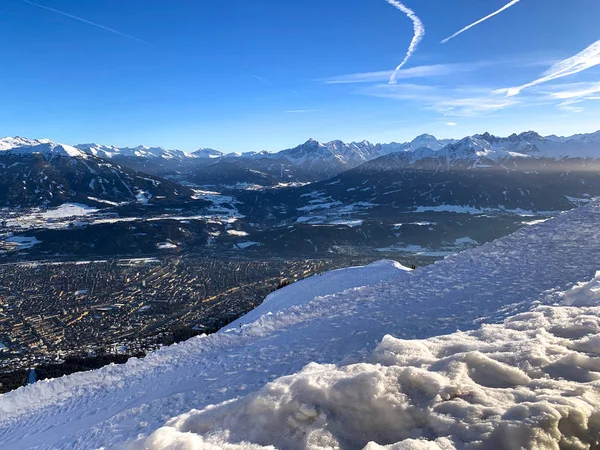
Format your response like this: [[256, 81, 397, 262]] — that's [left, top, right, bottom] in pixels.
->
[[141, 303, 600, 450], [226, 260, 412, 329]]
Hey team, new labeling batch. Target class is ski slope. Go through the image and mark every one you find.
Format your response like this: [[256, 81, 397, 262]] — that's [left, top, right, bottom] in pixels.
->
[[2, 203, 600, 449]]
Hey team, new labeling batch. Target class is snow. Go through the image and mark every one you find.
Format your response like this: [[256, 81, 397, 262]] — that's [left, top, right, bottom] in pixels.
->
[[5, 236, 41, 249], [157, 242, 178, 249], [376, 245, 455, 258], [414, 205, 487, 214], [136, 191, 152, 205], [414, 204, 558, 216], [87, 196, 120, 206], [522, 218, 550, 226], [0, 203, 100, 232], [0, 137, 86, 158], [295, 201, 373, 226], [453, 237, 478, 246], [227, 260, 412, 329], [328, 219, 364, 227], [117, 258, 161, 266], [227, 230, 250, 237], [394, 222, 437, 228], [40, 203, 98, 219], [76, 143, 194, 160], [143, 304, 600, 450], [2, 203, 600, 449]]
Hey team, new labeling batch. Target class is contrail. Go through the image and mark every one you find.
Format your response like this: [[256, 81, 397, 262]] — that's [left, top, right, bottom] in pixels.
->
[[499, 39, 600, 96], [441, 0, 521, 44], [21, 0, 149, 45], [385, 0, 425, 84]]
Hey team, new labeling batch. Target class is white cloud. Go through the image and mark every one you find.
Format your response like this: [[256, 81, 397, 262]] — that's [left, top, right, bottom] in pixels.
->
[[446, 122, 458, 126], [360, 83, 520, 117], [385, 0, 425, 84], [543, 81, 600, 100], [498, 40, 600, 96], [321, 62, 490, 84], [558, 103, 586, 113], [442, 0, 521, 44]]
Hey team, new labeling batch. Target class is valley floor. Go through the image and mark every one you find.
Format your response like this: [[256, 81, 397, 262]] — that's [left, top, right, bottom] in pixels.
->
[[1, 203, 600, 449]]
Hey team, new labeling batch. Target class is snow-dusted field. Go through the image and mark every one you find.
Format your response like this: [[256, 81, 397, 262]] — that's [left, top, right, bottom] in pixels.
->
[[1, 203, 600, 449], [0, 192, 243, 239]]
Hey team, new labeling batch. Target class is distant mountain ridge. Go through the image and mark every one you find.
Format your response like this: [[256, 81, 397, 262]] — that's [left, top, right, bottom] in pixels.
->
[[1, 130, 598, 192], [69, 129, 600, 162]]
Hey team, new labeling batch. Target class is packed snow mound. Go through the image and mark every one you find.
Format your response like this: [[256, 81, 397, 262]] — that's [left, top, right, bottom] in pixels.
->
[[562, 270, 600, 307], [141, 302, 600, 450], [227, 260, 412, 329]]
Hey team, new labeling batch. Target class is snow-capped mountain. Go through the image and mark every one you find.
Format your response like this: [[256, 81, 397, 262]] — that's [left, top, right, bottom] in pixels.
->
[[470, 130, 600, 159], [191, 147, 224, 159], [375, 134, 457, 158], [175, 137, 456, 188], [0, 137, 85, 158], [362, 131, 600, 172], [76, 143, 194, 160], [410, 133, 456, 150], [67, 130, 599, 190], [2, 202, 600, 449], [0, 138, 195, 206], [2, 130, 599, 205], [258, 138, 384, 180]]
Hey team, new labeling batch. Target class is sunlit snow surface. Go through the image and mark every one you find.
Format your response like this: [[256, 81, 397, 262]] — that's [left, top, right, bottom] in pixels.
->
[[2, 203, 600, 449], [144, 302, 600, 450]]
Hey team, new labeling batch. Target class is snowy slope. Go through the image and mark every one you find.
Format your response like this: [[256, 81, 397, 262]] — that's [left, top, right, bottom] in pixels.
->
[[145, 300, 600, 449], [227, 260, 413, 329], [2, 203, 600, 448]]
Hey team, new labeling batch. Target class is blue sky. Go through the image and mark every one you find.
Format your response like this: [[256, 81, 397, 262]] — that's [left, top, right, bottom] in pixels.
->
[[1, 0, 599, 152]]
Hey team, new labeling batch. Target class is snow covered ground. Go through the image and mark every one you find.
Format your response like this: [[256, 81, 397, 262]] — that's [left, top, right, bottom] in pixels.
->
[[144, 302, 600, 450], [0, 194, 243, 238], [1, 202, 600, 449]]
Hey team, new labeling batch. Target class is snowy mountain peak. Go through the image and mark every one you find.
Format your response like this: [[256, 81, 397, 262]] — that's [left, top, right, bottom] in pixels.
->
[[410, 133, 441, 150], [0, 136, 86, 158], [191, 148, 224, 159], [75, 143, 192, 160]]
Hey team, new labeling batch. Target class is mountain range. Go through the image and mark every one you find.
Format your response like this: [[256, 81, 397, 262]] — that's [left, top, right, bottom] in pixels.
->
[[1, 130, 598, 194], [0, 130, 599, 259]]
